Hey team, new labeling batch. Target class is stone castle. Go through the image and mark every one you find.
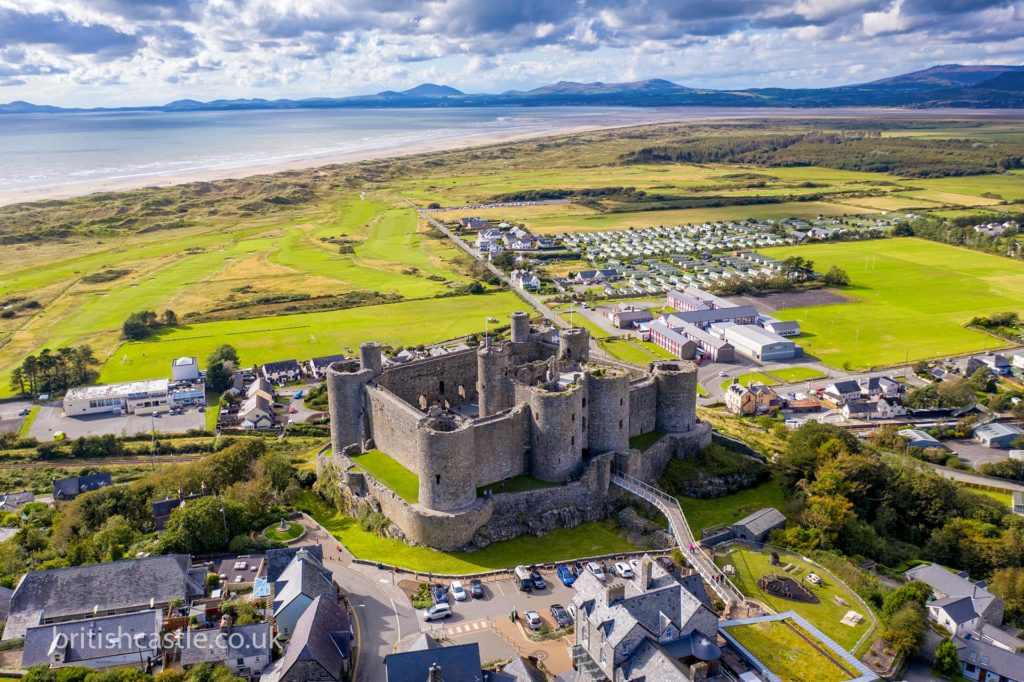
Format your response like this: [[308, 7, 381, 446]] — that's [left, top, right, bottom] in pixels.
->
[[319, 312, 710, 551]]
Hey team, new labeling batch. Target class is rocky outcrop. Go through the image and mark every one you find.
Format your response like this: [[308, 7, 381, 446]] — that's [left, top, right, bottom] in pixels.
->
[[676, 471, 767, 499]]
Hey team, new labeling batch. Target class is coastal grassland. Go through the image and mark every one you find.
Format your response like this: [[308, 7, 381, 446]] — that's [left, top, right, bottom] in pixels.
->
[[98, 292, 524, 383], [717, 546, 873, 652], [761, 238, 1024, 369], [724, 619, 855, 682], [294, 490, 637, 574]]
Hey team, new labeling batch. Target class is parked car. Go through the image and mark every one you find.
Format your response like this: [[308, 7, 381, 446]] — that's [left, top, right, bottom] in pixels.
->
[[629, 558, 642, 572], [556, 565, 576, 586], [718, 370, 728, 377], [656, 556, 676, 573], [524, 610, 543, 630], [550, 604, 573, 628], [17, 408, 30, 416], [469, 579, 484, 599], [431, 583, 448, 604], [514, 565, 533, 592], [615, 561, 635, 578], [450, 580, 467, 601], [587, 562, 606, 582], [423, 603, 452, 621], [293, 390, 303, 399], [530, 570, 546, 590]]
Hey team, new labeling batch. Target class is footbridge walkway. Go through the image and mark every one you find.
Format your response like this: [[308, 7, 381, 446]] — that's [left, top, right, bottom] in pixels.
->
[[612, 471, 745, 607]]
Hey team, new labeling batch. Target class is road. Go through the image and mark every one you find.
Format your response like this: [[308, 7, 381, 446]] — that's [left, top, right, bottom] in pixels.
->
[[923, 461, 1024, 494], [0, 454, 204, 469]]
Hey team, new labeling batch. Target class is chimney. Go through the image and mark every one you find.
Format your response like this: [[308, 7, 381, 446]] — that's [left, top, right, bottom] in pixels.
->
[[639, 556, 653, 591], [427, 663, 443, 682], [295, 548, 309, 563], [605, 583, 625, 605]]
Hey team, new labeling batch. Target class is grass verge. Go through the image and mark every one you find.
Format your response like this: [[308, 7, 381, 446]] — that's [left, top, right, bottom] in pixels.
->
[[768, 367, 828, 383], [629, 431, 664, 452], [17, 406, 39, 437]]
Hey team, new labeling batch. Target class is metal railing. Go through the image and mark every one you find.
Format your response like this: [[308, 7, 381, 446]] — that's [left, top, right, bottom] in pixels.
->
[[611, 470, 744, 606]]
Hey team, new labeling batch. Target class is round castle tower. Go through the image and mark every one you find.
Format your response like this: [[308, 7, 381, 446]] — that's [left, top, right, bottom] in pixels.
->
[[510, 311, 531, 343], [326, 359, 371, 454], [359, 342, 383, 378], [528, 382, 585, 482], [586, 368, 631, 455], [417, 414, 477, 512], [653, 361, 698, 433], [476, 338, 510, 417], [558, 327, 590, 364]]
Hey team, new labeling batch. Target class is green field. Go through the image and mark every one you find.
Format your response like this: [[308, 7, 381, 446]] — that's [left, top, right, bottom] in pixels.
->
[[598, 337, 676, 364], [351, 449, 420, 503], [717, 547, 873, 651], [98, 292, 523, 384], [720, 372, 780, 390], [678, 478, 788, 533], [767, 367, 828, 383], [264, 520, 304, 542], [295, 490, 637, 573], [762, 238, 1023, 369], [725, 619, 855, 682]]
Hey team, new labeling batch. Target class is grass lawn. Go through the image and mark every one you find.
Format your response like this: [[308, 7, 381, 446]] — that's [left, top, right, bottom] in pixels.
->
[[761, 238, 1024, 369], [629, 431, 665, 452], [205, 395, 221, 432], [720, 372, 779, 390], [599, 337, 670, 364], [98, 292, 523, 384], [17, 406, 39, 437], [969, 487, 1012, 507], [725, 619, 855, 682], [716, 547, 872, 651], [678, 477, 788, 533], [351, 449, 420, 503], [767, 367, 828, 383], [295, 490, 638, 573], [477, 474, 558, 497], [264, 520, 304, 542]]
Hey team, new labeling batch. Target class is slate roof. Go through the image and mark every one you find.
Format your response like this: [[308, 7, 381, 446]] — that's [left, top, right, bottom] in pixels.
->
[[733, 507, 786, 537], [931, 595, 978, 625], [181, 622, 272, 667], [264, 545, 323, 583], [310, 354, 347, 371], [956, 634, 1024, 679], [3, 554, 195, 641], [844, 401, 876, 415], [906, 564, 1002, 620], [262, 359, 302, 375], [278, 595, 351, 682], [385, 640, 483, 682], [0, 586, 11, 621], [0, 490, 34, 512], [21, 610, 162, 668], [826, 380, 861, 396], [497, 657, 547, 682], [51, 472, 112, 500], [272, 551, 335, 616]]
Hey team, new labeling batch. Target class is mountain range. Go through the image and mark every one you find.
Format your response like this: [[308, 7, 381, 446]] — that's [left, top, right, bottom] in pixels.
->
[[2, 64, 1023, 114]]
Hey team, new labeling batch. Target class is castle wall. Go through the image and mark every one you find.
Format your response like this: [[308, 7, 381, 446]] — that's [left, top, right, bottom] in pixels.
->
[[417, 421, 477, 512], [615, 423, 712, 484], [654, 362, 698, 433], [508, 340, 553, 365], [376, 348, 478, 411], [527, 382, 585, 482], [471, 406, 531, 487], [326, 361, 373, 454], [364, 386, 427, 473], [476, 344, 511, 417], [628, 378, 658, 438], [586, 370, 631, 455]]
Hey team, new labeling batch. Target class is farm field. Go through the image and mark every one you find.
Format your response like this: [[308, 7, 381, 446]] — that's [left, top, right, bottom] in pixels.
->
[[761, 238, 1023, 369], [716, 546, 873, 651], [98, 291, 524, 384], [724, 619, 855, 682]]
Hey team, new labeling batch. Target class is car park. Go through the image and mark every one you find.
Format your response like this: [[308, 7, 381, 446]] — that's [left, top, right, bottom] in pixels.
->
[[556, 565, 575, 586], [469, 579, 484, 599], [530, 570, 546, 590], [423, 603, 452, 621], [587, 561, 606, 581], [550, 604, 573, 628], [450, 580, 467, 601], [524, 610, 543, 630], [431, 583, 449, 604], [615, 561, 635, 578]]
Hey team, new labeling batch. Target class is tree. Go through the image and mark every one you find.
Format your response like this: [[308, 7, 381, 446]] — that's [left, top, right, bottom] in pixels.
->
[[822, 266, 851, 286], [881, 580, 932, 617], [208, 344, 240, 366], [158, 496, 250, 555], [205, 360, 236, 394], [92, 514, 139, 561], [883, 602, 925, 658], [161, 309, 178, 326], [933, 637, 960, 677], [989, 567, 1024, 619], [892, 223, 915, 237], [801, 494, 854, 547]]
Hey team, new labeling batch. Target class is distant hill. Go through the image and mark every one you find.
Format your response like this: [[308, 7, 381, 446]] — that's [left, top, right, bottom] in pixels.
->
[[3, 64, 1023, 113]]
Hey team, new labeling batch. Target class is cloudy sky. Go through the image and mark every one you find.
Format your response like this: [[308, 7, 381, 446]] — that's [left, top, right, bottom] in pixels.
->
[[1, 0, 1022, 107]]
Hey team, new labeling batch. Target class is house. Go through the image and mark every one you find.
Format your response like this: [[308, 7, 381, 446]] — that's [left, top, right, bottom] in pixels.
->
[[843, 401, 877, 420], [906, 563, 1004, 626], [980, 353, 1012, 375], [21, 610, 162, 670], [859, 376, 904, 398], [952, 357, 984, 377], [899, 429, 945, 450], [217, 554, 263, 590], [929, 596, 981, 637], [3, 554, 204, 641], [603, 304, 654, 329], [238, 395, 275, 430], [51, 472, 112, 501], [0, 490, 34, 513], [954, 634, 1023, 682], [758, 316, 801, 337], [731, 508, 786, 543], [974, 422, 1024, 448], [171, 356, 201, 382], [509, 269, 541, 290], [307, 355, 347, 380], [875, 398, 906, 419], [271, 595, 352, 682], [272, 549, 337, 639], [261, 360, 302, 384], [246, 377, 275, 404], [459, 217, 490, 230], [264, 545, 324, 583], [725, 383, 781, 416], [383, 635, 542, 681], [182, 621, 272, 679], [822, 380, 861, 405], [570, 555, 721, 682], [152, 484, 208, 531]]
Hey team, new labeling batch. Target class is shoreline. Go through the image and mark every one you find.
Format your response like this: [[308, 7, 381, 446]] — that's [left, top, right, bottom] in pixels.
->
[[3, 106, 1024, 207]]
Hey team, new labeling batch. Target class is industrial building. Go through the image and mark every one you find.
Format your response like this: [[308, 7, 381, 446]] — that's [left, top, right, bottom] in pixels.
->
[[717, 322, 799, 361]]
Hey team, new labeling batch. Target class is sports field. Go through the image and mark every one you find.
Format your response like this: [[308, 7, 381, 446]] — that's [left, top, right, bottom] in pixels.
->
[[98, 292, 523, 383], [761, 238, 1023, 369]]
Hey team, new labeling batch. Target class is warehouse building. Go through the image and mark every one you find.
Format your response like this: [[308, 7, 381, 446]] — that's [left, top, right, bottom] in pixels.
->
[[718, 323, 799, 361]]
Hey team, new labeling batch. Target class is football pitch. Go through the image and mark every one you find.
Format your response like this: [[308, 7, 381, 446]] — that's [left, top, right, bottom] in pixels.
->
[[761, 238, 1024, 369]]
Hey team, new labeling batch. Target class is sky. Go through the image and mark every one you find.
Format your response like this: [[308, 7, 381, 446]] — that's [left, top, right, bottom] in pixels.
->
[[0, 0, 1023, 107]]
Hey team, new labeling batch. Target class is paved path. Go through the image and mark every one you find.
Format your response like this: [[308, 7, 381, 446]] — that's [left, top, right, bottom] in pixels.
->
[[923, 461, 1024, 494]]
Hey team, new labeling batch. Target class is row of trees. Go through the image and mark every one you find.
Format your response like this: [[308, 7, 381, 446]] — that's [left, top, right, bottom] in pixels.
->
[[122, 309, 178, 340], [9, 345, 98, 396]]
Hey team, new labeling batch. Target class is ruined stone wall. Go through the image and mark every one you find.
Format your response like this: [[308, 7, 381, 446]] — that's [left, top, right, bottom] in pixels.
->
[[508, 340, 553, 365], [614, 423, 712, 484], [471, 406, 531, 487], [586, 370, 631, 455], [527, 382, 585, 482], [375, 348, 478, 410], [364, 386, 427, 473], [628, 378, 658, 438]]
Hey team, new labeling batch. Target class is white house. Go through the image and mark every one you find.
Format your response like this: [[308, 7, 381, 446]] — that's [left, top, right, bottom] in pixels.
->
[[929, 596, 981, 637], [272, 549, 337, 639]]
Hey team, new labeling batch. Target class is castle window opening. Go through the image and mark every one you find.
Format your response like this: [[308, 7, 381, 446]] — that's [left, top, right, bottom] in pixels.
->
[[571, 413, 575, 422], [571, 436, 575, 446], [582, 397, 587, 407], [435, 474, 441, 485], [439, 380, 445, 395], [619, 419, 623, 429], [619, 397, 624, 406]]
